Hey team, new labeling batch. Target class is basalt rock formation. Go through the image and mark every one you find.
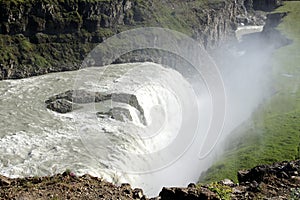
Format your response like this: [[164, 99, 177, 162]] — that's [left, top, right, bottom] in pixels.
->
[[0, 0, 253, 80]]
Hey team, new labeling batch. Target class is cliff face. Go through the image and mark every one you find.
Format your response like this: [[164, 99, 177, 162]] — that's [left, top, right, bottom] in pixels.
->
[[0, 0, 137, 79], [0, 0, 246, 79], [192, 1, 241, 49], [0, 0, 135, 36]]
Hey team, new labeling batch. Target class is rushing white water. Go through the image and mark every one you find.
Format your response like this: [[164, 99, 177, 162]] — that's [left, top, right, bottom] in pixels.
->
[[0, 25, 275, 197], [0, 62, 214, 196]]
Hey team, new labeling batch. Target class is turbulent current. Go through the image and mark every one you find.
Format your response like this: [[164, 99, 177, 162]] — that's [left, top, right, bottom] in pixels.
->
[[0, 62, 214, 196], [0, 25, 275, 196]]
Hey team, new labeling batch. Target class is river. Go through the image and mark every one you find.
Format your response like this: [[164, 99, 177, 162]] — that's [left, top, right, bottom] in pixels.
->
[[0, 26, 269, 196]]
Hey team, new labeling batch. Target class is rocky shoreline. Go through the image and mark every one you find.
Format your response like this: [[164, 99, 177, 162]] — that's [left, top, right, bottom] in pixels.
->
[[1, 159, 300, 199]]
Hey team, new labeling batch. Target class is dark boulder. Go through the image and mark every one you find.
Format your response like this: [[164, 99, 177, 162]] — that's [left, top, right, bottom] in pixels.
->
[[97, 107, 133, 122], [238, 165, 269, 184], [158, 187, 218, 200], [46, 99, 74, 114]]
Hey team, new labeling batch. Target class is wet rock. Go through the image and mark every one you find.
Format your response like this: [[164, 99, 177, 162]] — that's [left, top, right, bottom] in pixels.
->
[[46, 99, 74, 114], [97, 107, 133, 122], [46, 90, 112, 104], [111, 93, 146, 125], [46, 90, 147, 124]]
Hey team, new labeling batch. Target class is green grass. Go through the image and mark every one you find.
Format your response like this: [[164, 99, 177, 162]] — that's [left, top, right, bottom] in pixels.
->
[[201, 1, 300, 183], [207, 182, 232, 200]]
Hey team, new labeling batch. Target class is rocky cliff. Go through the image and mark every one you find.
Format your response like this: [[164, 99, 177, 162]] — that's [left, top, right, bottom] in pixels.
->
[[0, 0, 248, 80], [0, 0, 287, 80]]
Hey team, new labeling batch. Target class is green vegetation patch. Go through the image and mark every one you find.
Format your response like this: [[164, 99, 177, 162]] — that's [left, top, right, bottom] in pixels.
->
[[207, 182, 232, 200]]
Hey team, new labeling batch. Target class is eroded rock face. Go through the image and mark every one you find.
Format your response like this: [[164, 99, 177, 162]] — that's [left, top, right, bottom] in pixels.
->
[[46, 89, 112, 104], [46, 99, 74, 114], [45, 90, 146, 124], [97, 107, 133, 122], [0, 0, 134, 35]]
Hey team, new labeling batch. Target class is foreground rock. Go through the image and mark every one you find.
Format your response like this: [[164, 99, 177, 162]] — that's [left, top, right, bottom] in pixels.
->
[[0, 172, 147, 200], [1, 160, 300, 199]]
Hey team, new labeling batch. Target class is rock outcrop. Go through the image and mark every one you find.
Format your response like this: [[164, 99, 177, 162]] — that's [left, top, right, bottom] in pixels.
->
[[97, 107, 133, 122], [46, 99, 77, 114], [45, 89, 147, 124], [157, 186, 219, 200], [0, 0, 249, 80]]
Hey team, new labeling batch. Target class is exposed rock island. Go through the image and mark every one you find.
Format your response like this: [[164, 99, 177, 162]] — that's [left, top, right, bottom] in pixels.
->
[[45, 89, 147, 125]]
